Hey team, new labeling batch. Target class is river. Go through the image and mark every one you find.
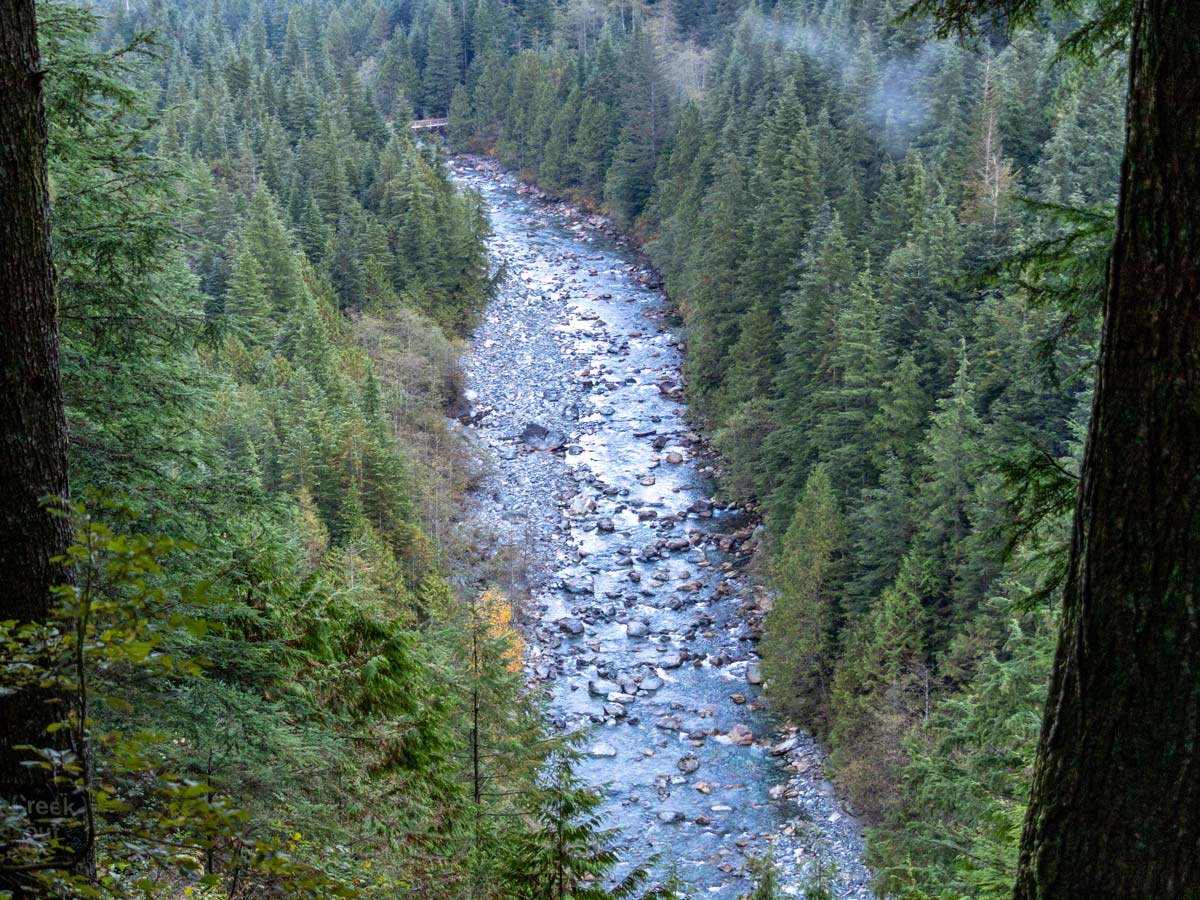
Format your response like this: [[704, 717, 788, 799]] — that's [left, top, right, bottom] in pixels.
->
[[450, 155, 872, 899]]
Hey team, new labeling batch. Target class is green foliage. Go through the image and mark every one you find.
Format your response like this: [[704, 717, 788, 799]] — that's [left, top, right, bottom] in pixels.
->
[[30, 0, 1132, 896], [499, 747, 652, 900], [903, 0, 1134, 63], [433, 0, 1122, 891], [0, 505, 355, 899], [745, 854, 778, 900], [23, 2, 624, 896], [762, 465, 844, 724], [831, 551, 933, 818], [870, 601, 1057, 900]]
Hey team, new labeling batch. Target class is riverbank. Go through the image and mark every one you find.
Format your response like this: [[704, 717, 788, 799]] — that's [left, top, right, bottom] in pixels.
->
[[448, 153, 873, 898]]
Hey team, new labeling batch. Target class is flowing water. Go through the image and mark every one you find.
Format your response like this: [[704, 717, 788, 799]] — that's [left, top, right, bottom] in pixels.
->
[[451, 155, 872, 898]]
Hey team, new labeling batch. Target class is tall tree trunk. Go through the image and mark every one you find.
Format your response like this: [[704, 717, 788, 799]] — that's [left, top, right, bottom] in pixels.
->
[[1014, 2, 1200, 897], [0, 0, 80, 889]]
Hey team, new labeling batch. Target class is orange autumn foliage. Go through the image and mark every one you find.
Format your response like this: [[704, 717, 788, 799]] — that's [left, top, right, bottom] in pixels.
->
[[479, 587, 524, 673]]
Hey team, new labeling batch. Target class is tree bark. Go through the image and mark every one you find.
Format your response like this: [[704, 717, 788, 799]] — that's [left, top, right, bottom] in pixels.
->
[[0, 0, 80, 889], [1014, 2, 1200, 897]]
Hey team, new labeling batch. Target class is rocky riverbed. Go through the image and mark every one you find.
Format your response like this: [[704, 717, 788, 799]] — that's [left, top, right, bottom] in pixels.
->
[[450, 154, 873, 898]]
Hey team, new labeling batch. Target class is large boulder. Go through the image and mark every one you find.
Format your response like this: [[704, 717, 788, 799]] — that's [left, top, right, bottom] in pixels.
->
[[727, 723, 755, 746], [558, 617, 585, 635], [588, 678, 622, 696], [626, 620, 649, 638], [560, 569, 594, 595], [519, 422, 565, 451]]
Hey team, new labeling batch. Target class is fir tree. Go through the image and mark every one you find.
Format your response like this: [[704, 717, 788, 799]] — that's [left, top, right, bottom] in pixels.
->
[[763, 465, 845, 723]]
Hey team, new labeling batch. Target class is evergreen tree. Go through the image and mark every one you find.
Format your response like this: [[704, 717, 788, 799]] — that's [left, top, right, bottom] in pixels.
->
[[603, 24, 665, 226], [913, 343, 984, 642], [422, 4, 463, 116], [763, 465, 844, 724], [680, 152, 746, 409], [225, 241, 276, 346], [832, 549, 932, 817], [500, 749, 652, 900]]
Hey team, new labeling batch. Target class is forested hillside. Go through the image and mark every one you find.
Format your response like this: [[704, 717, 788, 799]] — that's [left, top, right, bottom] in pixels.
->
[[430, 0, 1123, 896], [3, 1, 656, 896]]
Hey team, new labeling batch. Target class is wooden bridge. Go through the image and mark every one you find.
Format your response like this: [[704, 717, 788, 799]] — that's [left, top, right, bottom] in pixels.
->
[[410, 118, 449, 131]]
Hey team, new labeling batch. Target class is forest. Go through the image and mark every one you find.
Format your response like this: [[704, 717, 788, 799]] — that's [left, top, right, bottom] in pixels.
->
[[432, 0, 1162, 894], [1, 0, 1197, 898]]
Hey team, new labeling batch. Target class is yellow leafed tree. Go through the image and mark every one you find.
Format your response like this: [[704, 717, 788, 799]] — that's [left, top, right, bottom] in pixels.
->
[[479, 587, 524, 672]]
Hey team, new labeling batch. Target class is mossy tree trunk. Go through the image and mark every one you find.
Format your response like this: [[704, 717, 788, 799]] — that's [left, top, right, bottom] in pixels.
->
[[1014, 2, 1200, 896]]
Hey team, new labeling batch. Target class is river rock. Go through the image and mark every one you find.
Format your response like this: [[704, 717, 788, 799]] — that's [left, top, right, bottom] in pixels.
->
[[677, 753, 701, 774], [727, 723, 755, 746], [588, 678, 621, 696], [519, 422, 565, 451], [770, 737, 800, 756], [569, 494, 596, 516], [561, 570, 594, 595], [746, 662, 763, 685], [626, 620, 649, 638], [589, 741, 617, 758], [558, 617, 585, 635]]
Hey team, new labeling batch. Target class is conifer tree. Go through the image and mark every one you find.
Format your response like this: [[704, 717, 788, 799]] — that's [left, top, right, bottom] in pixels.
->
[[0, 0, 80, 884], [914, 343, 984, 640], [225, 241, 276, 347], [763, 465, 844, 723], [603, 24, 665, 226], [500, 747, 652, 900], [449, 82, 475, 147], [812, 265, 886, 495], [681, 152, 746, 408], [573, 96, 613, 196], [832, 549, 932, 815], [714, 300, 779, 418], [422, 4, 463, 115], [243, 184, 303, 314]]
